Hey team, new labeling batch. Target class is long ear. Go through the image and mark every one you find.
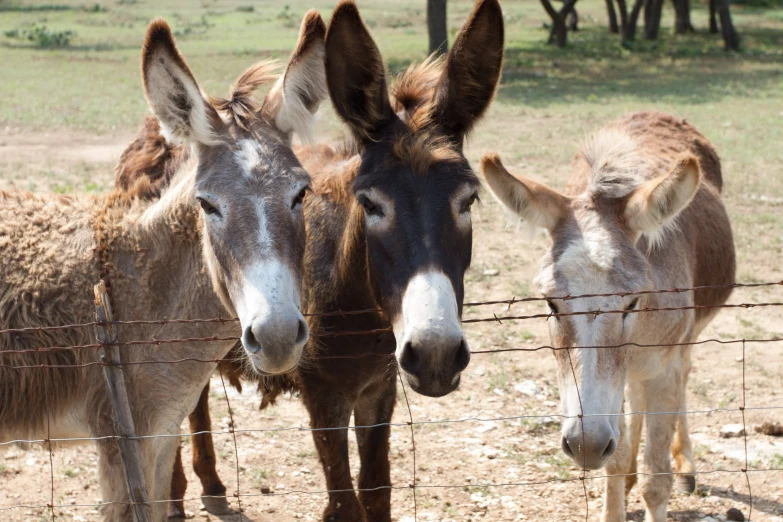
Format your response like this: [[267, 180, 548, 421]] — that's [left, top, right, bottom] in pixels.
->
[[433, 0, 504, 146], [480, 153, 568, 232], [324, 1, 395, 142], [262, 10, 328, 144], [624, 155, 701, 238], [141, 19, 223, 145]]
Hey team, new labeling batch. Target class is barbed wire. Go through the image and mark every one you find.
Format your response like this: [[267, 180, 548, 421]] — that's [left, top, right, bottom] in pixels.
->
[[1, 279, 780, 337], [1, 281, 780, 520], [2, 468, 781, 513]]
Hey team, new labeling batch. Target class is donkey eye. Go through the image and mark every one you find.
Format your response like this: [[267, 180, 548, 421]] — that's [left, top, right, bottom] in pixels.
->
[[623, 298, 639, 320], [358, 195, 382, 217], [546, 300, 559, 317], [292, 186, 308, 209], [197, 197, 220, 217], [461, 191, 480, 213]]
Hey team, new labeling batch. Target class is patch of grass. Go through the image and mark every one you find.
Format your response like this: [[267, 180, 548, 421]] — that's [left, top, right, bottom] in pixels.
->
[[276, 5, 300, 29], [543, 452, 573, 481], [488, 369, 508, 392], [769, 454, 783, 468], [4, 23, 76, 47]]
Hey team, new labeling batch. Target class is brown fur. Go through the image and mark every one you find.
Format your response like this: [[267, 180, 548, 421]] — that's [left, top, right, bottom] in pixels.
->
[[113, 3, 504, 521], [482, 111, 736, 522], [2, 14, 327, 522], [115, 116, 189, 197]]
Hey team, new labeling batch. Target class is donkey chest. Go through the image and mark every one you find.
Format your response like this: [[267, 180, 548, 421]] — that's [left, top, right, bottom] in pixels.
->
[[308, 331, 396, 389]]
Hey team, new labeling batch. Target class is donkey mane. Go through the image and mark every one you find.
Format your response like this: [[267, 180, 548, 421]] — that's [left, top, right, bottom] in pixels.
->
[[579, 128, 650, 200], [208, 61, 280, 131], [388, 56, 464, 175]]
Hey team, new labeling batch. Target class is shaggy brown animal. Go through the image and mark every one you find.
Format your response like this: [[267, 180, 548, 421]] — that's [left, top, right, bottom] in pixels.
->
[[114, 116, 188, 198], [113, 2, 504, 520], [1, 14, 327, 522], [481, 111, 735, 522]]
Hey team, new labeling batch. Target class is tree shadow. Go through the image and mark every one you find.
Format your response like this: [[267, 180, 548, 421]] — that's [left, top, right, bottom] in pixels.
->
[[495, 25, 783, 107], [626, 482, 783, 521]]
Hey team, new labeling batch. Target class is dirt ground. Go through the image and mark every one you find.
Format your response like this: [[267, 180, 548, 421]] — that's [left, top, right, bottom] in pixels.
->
[[0, 126, 782, 522]]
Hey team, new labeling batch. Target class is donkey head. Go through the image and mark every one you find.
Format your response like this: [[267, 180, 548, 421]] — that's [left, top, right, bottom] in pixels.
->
[[141, 14, 327, 375], [324, 0, 503, 397], [481, 144, 702, 469]]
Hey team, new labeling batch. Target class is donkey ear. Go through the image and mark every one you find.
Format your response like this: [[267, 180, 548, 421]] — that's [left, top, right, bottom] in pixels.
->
[[480, 153, 568, 232], [141, 19, 223, 145], [324, 1, 395, 142], [624, 156, 701, 238], [263, 10, 328, 144], [434, 0, 504, 146]]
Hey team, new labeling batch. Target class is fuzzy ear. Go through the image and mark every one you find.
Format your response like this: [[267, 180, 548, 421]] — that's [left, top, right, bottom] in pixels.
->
[[262, 10, 328, 144], [433, 0, 504, 146], [141, 18, 223, 145], [480, 153, 568, 232], [623, 155, 701, 238], [324, 1, 395, 142]]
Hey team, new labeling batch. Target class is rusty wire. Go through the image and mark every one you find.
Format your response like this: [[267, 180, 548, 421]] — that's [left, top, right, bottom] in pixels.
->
[[1, 279, 780, 338], [1, 281, 781, 519]]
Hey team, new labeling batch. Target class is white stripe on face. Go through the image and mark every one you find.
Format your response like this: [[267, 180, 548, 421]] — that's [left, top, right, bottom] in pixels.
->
[[392, 270, 464, 359], [234, 139, 272, 179]]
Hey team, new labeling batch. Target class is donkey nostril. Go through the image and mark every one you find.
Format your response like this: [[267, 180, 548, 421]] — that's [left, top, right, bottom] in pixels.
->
[[561, 436, 575, 458], [399, 342, 420, 375], [452, 340, 470, 373], [295, 318, 309, 346], [602, 437, 617, 460], [243, 326, 262, 354]]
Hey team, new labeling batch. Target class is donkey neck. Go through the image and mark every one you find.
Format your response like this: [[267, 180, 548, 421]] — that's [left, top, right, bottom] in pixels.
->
[[106, 158, 225, 323], [300, 148, 384, 326]]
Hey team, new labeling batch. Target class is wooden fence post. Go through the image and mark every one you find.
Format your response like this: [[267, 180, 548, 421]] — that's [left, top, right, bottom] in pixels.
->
[[94, 280, 153, 522]]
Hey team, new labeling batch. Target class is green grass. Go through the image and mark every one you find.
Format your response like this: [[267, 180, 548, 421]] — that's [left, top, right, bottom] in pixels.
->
[[1, 0, 783, 272]]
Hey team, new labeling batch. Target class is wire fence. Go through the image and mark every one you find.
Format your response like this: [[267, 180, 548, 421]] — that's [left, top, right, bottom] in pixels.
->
[[1, 280, 782, 521]]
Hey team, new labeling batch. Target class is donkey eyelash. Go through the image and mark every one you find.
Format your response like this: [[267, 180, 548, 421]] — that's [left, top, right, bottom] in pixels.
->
[[357, 195, 383, 217], [622, 298, 640, 320], [291, 186, 309, 209], [546, 300, 559, 317], [197, 197, 221, 217], [461, 192, 480, 213]]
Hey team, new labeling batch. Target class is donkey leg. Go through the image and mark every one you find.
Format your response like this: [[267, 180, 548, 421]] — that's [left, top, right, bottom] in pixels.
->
[[151, 430, 182, 522], [640, 375, 680, 522], [602, 407, 631, 522], [167, 445, 188, 519], [188, 381, 231, 515], [671, 346, 696, 493], [354, 377, 396, 522], [303, 382, 364, 522], [625, 380, 645, 496], [96, 438, 135, 522]]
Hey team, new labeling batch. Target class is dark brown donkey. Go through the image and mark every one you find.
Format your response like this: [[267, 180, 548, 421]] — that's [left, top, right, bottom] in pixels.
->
[[116, 1, 504, 520]]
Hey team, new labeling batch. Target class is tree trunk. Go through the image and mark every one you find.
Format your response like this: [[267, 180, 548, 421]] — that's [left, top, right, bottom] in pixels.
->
[[540, 0, 578, 47], [606, 0, 619, 33], [427, 0, 448, 55], [566, 6, 579, 31], [716, 0, 740, 50], [709, 0, 719, 34], [644, 0, 664, 40], [673, 0, 694, 34], [617, 0, 646, 43]]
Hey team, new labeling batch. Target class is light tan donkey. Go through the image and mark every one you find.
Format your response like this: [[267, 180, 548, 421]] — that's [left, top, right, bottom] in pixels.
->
[[481, 111, 735, 521], [0, 17, 327, 522]]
